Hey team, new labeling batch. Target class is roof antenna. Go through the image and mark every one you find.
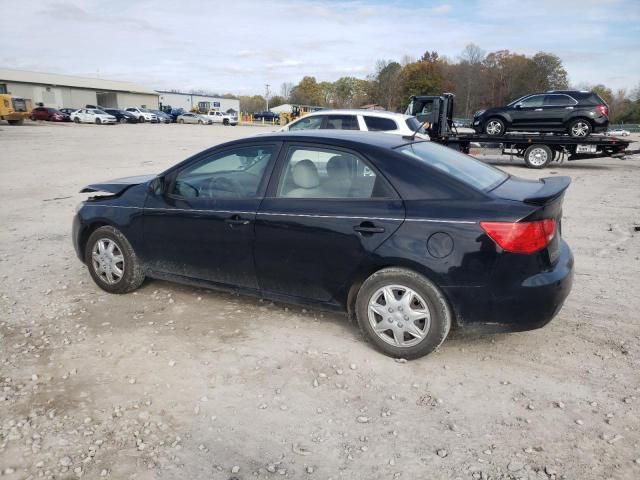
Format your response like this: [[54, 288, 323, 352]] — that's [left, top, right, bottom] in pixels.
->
[[404, 120, 430, 141]]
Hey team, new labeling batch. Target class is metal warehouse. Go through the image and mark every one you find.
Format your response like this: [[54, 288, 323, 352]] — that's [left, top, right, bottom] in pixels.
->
[[157, 91, 239, 114], [0, 68, 159, 110]]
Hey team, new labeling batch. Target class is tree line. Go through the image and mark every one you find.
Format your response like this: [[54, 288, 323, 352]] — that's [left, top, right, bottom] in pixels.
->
[[221, 44, 640, 123]]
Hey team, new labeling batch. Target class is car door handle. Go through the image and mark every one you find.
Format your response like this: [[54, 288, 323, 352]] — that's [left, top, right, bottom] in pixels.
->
[[565, 106, 574, 109], [225, 215, 250, 226], [534, 108, 543, 111], [354, 223, 385, 235]]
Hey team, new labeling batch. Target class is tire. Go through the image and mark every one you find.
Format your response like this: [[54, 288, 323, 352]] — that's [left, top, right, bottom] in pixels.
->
[[355, 267, 451, 359], [178, 119, 184, 124], [198, 120, 204, 125], [85, 226, 145, 294], [73, 117, 80, 123], [524, 144, 552, 169], [138, 116, 145, 123], [484, 117, 505, 136], [119, 117, 127, 124], [568, 118, 591, 138], [95, 118, 101, 124], [223, 118, 229, 126]]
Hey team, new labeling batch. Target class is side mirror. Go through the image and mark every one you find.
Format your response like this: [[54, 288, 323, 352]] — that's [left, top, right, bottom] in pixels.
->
[[515, 103, 523, 109], [149, 176, 165, 195]]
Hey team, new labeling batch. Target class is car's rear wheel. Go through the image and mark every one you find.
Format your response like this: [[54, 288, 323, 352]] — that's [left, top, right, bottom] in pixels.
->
[[524, 144, 552, 169], [178, 119, 184, 124], [355, 268, 451, 359], [119, 117, 127, 124], [85, 226, 145, 294], [568, 119, 591, 137], [484, 118, 505, 136], [223, 118, 229, 126]]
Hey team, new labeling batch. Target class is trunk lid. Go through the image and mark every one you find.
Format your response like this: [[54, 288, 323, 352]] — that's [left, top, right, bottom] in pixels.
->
[[491, 175, 571, 264]]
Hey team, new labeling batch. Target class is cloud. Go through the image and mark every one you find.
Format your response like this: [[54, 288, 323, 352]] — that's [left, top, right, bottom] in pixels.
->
[[1, 0, 638, 94]]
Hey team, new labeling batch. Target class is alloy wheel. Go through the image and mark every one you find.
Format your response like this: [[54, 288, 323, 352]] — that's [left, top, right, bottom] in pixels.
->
[[91, 238, 125, 285], [486, 120, 503, 135], [571, 121, 589, 137], [367, 285, 431, 348]]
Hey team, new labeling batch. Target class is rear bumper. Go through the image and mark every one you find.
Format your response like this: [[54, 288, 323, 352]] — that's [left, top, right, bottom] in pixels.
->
[[444, 240, 574, 333]]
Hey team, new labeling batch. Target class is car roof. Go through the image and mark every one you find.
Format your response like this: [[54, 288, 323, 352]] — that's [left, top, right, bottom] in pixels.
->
[[251, 129, 416, 149], [304, 109, 413, 120]]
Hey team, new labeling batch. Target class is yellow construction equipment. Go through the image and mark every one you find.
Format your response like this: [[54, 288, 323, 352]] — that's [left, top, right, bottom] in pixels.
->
[[279, 104, 323, 125], [0, 94, 32, 125]]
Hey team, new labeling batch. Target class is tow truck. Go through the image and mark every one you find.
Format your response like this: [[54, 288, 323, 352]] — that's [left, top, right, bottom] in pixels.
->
[[406, 93, 633, 168]]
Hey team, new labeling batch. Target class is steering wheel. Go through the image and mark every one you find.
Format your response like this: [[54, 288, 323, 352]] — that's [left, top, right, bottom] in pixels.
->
[[206, 176, 243, 198]]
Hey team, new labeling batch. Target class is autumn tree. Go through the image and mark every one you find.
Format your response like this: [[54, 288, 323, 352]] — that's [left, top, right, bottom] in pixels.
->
[[290, 76, 324, 106]]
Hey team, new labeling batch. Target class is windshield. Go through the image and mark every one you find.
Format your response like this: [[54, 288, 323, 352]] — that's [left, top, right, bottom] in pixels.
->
[[405, 117, 426, 133], [92, 109, 106, 114], [395, 142, 508, 191]]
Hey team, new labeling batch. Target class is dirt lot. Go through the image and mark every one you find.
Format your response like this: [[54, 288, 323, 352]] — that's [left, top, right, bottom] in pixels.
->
[[1, 122, 639, 480]]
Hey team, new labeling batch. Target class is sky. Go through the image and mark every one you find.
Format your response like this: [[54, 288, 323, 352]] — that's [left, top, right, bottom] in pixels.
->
[[1, 0, 639, 96]]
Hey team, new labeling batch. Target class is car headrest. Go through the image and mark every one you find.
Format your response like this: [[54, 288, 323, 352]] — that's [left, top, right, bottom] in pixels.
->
[[292, 160, 320, 189], [326, 155, 352, 179]]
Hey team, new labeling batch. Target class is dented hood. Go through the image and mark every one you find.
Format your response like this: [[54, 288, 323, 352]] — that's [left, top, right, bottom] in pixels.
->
[[80, 174, 156, 194]]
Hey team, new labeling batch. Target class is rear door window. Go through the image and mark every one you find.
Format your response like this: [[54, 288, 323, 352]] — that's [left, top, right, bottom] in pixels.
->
[[544, 94, 576, 106], [363, 116, 398, 131], [322, 115, 359, 130]]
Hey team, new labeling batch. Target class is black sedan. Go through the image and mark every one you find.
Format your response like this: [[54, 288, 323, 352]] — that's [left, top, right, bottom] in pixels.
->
[[72, 131, 573, 358], [102, 108, 138, 124]]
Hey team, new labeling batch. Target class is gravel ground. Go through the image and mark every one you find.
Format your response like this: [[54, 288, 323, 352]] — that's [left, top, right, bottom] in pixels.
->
[[1, 122, 639, 480]]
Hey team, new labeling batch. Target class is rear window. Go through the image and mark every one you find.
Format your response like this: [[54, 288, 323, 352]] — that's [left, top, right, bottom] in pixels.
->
[[364, 116, 397, 131], [396, 142, 508, 191], [405, 117, 427, 133]]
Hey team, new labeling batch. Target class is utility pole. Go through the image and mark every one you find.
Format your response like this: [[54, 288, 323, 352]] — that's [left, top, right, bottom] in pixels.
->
[[265, 84, 270, 111]]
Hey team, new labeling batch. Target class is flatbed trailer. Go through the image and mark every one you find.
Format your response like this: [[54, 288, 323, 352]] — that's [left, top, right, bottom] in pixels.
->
[[407, 93, 634, 168], [437, 131, 631, 168]]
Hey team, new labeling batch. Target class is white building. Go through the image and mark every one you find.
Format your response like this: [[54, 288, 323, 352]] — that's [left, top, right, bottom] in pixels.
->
[[270, 103, 293, 114], [0, 68, 159, 109], [157, 91, 239, 114]]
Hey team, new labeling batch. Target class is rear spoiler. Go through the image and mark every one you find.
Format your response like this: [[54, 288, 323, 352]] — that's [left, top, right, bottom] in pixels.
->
[[523, 176, 571, 205]]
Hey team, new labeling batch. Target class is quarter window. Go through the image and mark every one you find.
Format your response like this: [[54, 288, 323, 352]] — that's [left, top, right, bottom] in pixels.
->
[[172, 145, 275, 199], [322, 115, 359, 130], [276, 146, 392, 199], [363, 116, 398, 131], [289, 116, 323, 131]]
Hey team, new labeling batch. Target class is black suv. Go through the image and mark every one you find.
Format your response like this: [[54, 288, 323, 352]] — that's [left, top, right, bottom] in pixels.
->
[[473, 90, 609, 137]]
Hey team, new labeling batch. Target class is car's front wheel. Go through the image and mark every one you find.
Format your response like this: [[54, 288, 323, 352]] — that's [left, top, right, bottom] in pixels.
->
[[568, 119, 591, 137], [95, 118, 101, 124], [73, 117, 80, 123], [484, 118, 505, 136], [355, 268, 451, 359], [138, 116, 145, 123], [85, 226, 145, 294]]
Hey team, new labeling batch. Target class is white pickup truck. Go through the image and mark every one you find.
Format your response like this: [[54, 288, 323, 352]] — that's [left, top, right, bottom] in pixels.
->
[[204, 110, 238, 126]]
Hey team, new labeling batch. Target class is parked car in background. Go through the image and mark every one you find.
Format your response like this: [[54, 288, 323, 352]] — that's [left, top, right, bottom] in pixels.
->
[[103, 108, 138, 124], [279, 109, 430, 140], [177, 112, 211, 124], [70, 108, 117, 124], [473, 90, 609, 137], [125, 107, 158, 123], [253, 111, 279, 122], [161, 107, 185, 122], [151, 110, 172, 123], [30, 107, 70, 122], [607, 128, 630, 137], [73, 130, 573, 359], [205, 110, 238, 126], [60, 108, 78, 117]]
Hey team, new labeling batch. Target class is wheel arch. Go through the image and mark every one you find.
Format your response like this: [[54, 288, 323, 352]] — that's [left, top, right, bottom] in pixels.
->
[[344, 258, 457, 326], [78, 220, 113, 260]]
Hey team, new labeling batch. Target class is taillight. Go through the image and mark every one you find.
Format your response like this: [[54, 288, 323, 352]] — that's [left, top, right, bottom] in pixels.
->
[[480, 219, 556, 254], [596, 104, 608, 116]]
